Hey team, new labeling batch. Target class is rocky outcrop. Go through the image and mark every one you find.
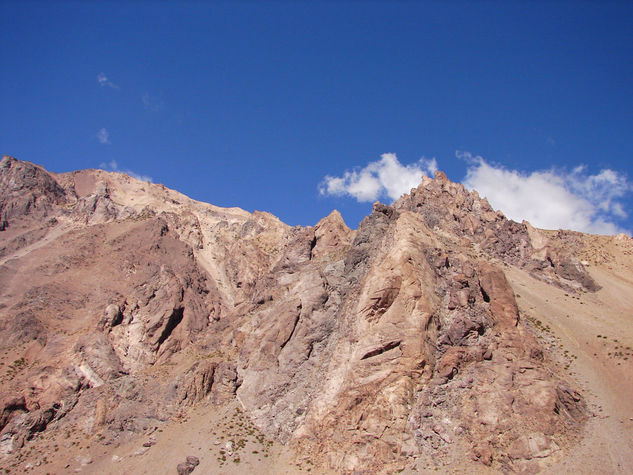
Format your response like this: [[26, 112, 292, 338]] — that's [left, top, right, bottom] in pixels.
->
[[312, 209, 353, 258], [71, 182, 124, 224], [0, 158, 589, 472], [477, 261, 520, 326], [178, 360, 240, 406], [0, 395, 27, 431], [73, 333, 126, 383], [225, 195, 586, 472], [394, 171, 598, 292], [177, 455, 200, 475], [0, 156, 66, 231]]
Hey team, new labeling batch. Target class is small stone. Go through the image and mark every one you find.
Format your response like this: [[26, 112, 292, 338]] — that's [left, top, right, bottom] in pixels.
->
[[177, 462, 195, 475]]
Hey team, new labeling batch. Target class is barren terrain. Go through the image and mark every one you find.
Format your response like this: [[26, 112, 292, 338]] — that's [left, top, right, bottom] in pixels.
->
[[1, 155, 632, 474]]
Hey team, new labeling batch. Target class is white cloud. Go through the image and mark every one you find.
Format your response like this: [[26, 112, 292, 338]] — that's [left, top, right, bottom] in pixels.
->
[[319, 151, 631, 235], [97, 72, 119, 89], [99, 159, 152, 182], [459, 151, 631, 235], [142, 93, 164, 112], [319, 153, 438, 202], [96, 128, 110, 144]]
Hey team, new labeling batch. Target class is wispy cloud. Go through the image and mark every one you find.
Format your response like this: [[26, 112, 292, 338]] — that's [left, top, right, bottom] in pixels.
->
[[459, 151, 631, 235], [142, 93, 164, 112], [319, 153, 437, 202], [99, 160, 152, 182], [96, 128, 110, 144], [97, 72, 119, 89]]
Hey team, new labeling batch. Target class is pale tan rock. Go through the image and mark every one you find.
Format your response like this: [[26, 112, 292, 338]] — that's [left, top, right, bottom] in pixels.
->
[[312, 209, 352, 258]]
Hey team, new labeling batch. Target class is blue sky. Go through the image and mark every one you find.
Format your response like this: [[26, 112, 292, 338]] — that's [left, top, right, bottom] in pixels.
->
[[1, 1, 632, 234]]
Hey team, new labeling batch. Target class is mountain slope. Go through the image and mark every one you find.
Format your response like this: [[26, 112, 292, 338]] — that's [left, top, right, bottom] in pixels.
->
[[1, 155, 631, 474]]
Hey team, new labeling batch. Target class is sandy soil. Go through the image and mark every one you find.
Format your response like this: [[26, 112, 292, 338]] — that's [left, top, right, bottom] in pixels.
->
[[504, 235, 633, 474], [89, 400, 309, 475], [8, 399, 316, 475]]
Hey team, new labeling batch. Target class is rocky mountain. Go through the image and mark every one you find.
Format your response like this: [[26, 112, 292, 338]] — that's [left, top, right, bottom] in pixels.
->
[[1, 155, 632, 474]]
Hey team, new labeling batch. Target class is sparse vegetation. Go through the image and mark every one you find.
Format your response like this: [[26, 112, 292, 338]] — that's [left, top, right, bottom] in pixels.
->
[[213, 403, 274, 466]]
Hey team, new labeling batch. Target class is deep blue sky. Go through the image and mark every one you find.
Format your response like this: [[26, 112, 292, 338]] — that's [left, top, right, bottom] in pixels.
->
[[1, 1, 632, 232]]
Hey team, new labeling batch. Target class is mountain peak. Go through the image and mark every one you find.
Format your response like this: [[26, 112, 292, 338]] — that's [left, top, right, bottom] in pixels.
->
[[0, 157, 631, 473]]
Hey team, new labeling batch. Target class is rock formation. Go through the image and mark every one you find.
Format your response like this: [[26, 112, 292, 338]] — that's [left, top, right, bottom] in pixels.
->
[[0, 154, 611, 473]]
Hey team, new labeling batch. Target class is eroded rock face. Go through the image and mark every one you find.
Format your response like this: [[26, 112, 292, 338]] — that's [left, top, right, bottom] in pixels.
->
[[394, 172, 599, 292], [0, 158, 588, 472], [312, 209, 353, 258], [0, 156, 66, 231], [242, 205, 585, 473]]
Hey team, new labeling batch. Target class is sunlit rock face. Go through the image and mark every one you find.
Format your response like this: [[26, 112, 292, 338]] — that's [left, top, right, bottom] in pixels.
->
[[0, 158, 591, 472]]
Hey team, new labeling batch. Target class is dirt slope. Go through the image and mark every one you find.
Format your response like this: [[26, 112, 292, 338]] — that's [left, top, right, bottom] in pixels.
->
[[504, 234, 633, 474]]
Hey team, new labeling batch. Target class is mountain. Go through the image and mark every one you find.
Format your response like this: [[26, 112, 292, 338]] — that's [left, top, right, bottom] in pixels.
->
[[1, 155, 632, 474]]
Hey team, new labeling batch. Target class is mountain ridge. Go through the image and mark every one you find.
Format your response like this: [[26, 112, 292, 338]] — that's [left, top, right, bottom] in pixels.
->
[[1, 155, 632, 474]]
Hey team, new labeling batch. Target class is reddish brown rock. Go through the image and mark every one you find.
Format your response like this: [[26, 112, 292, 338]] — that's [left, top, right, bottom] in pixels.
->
[[478, 261, 520, 327], [0, 158, 590, 473], [0, 156, 66, 230]]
